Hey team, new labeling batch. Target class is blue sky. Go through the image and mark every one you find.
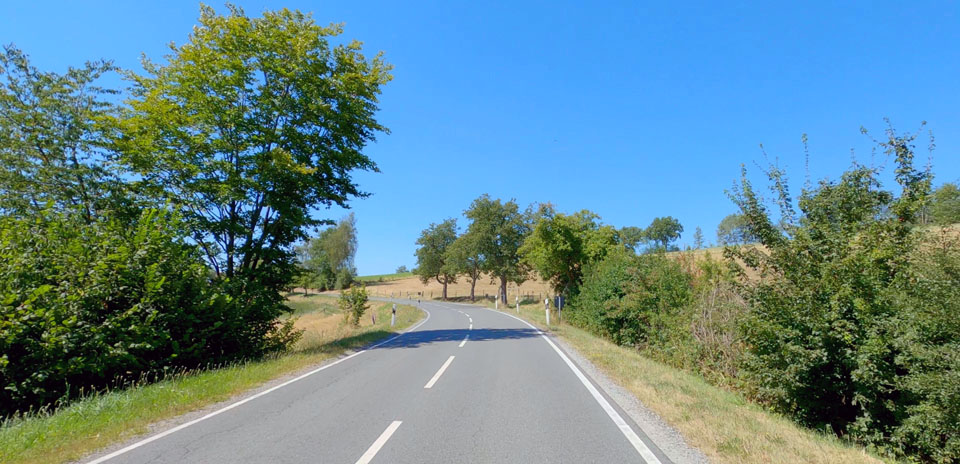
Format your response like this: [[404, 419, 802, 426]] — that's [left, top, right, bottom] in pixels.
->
[[3, 1, 958, 274]]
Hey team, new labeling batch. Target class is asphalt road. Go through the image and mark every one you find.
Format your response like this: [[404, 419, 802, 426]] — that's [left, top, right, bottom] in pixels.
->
[[88, 300, 672, 464]]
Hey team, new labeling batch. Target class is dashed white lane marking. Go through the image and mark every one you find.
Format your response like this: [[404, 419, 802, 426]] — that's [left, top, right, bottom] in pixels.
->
[[469, 323, 473, 330], [355, 420, 402, 464], [424, 355, 455, 389], [468, 317, 473, 323], [85, 307, 432, 464], [459, 335, 468, 348]]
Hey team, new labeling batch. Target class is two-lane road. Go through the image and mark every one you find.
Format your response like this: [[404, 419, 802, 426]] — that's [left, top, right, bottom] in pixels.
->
[[88, 300, 672, 463]]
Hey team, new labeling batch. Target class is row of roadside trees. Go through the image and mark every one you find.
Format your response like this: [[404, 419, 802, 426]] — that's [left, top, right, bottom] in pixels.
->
[[413, 195, 692, 302]]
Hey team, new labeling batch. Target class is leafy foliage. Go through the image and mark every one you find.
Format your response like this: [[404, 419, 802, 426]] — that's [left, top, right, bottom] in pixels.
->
[[445, 230, 484, 301], [297, 214, 358, 291], [715, 213, 756, 245], [727, 127, 957, 461], [414, 219, 458, 299], [338, 285, 369, 327], [0, 45, 122, 222], [117, 5, 390, 297], [928, 182, 960, 225], [0, 209, 299, 416], [463, 195, 531, 303], [644, 216, 683, 251], [570, 250, 692, 347], [520, 209, 619, 296]]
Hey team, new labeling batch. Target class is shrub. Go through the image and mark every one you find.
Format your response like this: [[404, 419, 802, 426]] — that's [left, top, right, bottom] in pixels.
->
[[339, 285, 369, 327], [0, 209, 298, 416], [728, 129, 957, 461], [570, 250, 692, 348]]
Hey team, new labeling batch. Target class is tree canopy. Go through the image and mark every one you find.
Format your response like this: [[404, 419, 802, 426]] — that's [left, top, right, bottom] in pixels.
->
[[117, 5, 392, 295], [644, 216, 683, 251], [463, 195, 530, 303], [716, 213, 757, 245], [414, 218, 458, 299], [520, 209, 619, 296], [929, 182, 960, 225]]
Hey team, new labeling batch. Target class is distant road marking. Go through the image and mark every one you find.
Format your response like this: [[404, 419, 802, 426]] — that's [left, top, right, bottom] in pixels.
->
[[469, 323, 473, 330], [85, 307, 431, 464], [472, 305, 663, 464], [355, 421, 402, 464], [468, 317, 473, 323], [424, 355, 455, 389], [459, 335, 469, 348]]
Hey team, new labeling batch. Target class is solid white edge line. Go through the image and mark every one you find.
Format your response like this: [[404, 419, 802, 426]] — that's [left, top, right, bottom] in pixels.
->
[[459, 334, 469, 348], [471, 305, 662, 464], [86, 306, 432, 464], [354, 420, 402, 464], [423, 355, 455, 389]]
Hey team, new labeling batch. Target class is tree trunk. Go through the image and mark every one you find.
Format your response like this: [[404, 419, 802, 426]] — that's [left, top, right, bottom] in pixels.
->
[[500, 276, 507, 304], [470, 277, 476, 302], [442, 281, 448, 301]]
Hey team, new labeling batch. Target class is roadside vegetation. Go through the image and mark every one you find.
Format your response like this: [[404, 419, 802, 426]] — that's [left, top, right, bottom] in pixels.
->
[[0, 297, 421, 464], [1, 0, 390, 439], [417, 127, 959, 462]]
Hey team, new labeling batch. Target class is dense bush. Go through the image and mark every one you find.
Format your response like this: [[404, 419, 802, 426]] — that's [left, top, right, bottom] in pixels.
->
[[729, 131, 958, 461], [570, 250, 692, 348], [0, 209, 298, 416]]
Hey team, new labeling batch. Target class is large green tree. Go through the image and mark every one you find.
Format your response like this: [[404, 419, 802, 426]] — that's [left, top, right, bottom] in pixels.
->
[[520, 209, 619, 296], [0, 45, 119, 221], [716, 213, 757, 245], [116, 6, 391, 305], [298, 213, 358, 290], [464, 195, 530, 303], [929, 182, 960, 225], [645, 216, 683, 251], [414, 218, 458, 300], [445, 230, 483, 301]]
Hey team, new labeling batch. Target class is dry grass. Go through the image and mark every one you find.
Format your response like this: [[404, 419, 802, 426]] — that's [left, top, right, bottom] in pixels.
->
[[339, 273, 554, 301], [472, 300, 889, 464]]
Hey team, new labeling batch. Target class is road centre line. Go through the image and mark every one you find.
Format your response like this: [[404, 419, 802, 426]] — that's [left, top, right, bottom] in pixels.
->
[[85, 307, 432, 464], [424, 355, 455, 389], [459, 335, 468, 347], [355, 421, 402, 464]]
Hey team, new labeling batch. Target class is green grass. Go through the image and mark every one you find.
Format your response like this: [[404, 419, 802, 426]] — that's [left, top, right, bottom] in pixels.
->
[[354, 271, 414, 282], [282, 292, 340, 316], [0, 301, 423, 464], [472, 299, 890, 464]]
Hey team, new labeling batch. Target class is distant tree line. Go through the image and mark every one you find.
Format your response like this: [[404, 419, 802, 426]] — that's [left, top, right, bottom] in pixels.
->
[[0, 6, 390, 416], [413, 196, 689, 302]]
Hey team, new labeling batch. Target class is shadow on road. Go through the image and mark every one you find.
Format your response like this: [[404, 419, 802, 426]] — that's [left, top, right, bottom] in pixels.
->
[[375, 328, 540, 350]]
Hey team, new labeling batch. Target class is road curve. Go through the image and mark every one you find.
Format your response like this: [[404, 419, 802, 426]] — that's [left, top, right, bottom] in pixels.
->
[[86, 299, 673, 463]]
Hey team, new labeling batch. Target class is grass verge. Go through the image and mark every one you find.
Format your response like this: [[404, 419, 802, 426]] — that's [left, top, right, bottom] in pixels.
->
[[0, 299, 422, 464], [470, 298, 889, 464]]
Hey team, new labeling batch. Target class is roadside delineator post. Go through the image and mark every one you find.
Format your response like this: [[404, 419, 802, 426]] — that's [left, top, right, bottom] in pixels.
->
[[544, 298, 550, 325], [391, 303, 396, 327], [516, 295, 519, 314]]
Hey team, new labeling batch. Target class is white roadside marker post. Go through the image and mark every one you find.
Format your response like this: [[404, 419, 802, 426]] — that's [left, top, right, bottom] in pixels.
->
[[495, 290, 499, 311], [391, 303, 396, 327], [516, 295, 519, 314], [545, 298, 550, 325]]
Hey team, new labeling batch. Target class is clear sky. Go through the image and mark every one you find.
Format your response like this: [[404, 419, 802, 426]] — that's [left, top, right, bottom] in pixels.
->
[[3, 1, 958, 274]]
